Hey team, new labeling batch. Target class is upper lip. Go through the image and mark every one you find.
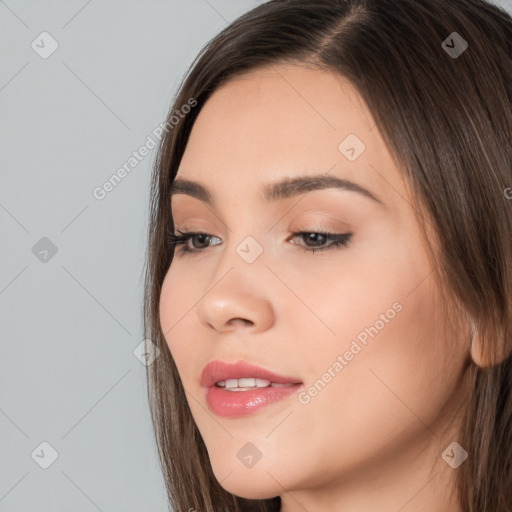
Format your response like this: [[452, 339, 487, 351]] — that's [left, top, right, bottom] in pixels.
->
[[200, 359, 302, 387]]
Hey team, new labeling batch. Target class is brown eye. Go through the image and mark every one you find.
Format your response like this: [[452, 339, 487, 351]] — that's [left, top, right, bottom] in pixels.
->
[[289, 231, 352, 253], [168, 231, 222, 254]]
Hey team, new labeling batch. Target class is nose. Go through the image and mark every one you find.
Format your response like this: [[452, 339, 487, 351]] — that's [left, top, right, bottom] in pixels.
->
[[196, 273, 275, 334]]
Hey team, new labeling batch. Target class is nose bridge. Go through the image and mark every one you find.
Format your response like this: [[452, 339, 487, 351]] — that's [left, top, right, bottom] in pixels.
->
[[214, 215, 269, 277], [195, 233, 275, 333]]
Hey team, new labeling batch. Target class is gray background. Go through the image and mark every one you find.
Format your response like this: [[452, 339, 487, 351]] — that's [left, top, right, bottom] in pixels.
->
[[1, 0, 511, 511]]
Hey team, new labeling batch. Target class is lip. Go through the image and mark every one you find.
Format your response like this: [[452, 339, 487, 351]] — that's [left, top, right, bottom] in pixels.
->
[[200, 360, 303, 418], [200, 359, 301, 388]]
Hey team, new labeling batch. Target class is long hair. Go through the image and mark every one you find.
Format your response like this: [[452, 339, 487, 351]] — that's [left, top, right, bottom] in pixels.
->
[[142, 1, 512, 510]]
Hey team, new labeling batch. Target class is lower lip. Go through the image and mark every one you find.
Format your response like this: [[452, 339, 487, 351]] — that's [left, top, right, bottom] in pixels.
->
[[205, 384, 302, 418]]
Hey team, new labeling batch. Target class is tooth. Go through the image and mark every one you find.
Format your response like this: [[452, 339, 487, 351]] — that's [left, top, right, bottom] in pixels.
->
[[225, 379, 239, 388], [220, 378, 283, 389], [238, 378, 256, 387]]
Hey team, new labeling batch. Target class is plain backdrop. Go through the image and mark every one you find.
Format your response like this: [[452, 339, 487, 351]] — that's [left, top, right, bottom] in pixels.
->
[[1, 0, 511, 510]]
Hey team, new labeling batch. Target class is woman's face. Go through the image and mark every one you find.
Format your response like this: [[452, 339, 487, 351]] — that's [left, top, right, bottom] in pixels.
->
[[159, 64, 470, 505]]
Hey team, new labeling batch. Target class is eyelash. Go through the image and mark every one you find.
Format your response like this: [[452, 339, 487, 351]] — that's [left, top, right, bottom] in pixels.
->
[[168, 229, 352, 255]]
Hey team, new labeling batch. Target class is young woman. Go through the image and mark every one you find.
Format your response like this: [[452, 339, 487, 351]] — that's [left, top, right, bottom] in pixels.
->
[[143, 0, 512, 510]]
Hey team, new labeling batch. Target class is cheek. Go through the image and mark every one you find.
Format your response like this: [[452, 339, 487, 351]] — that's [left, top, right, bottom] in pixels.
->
[[159, 270, 178, 346], [304, 267, 459, 437], [293, 242, 458, 428], [159, 266, 201, 369], [266, 279, 459, 486], [281, 233, 426, 369]]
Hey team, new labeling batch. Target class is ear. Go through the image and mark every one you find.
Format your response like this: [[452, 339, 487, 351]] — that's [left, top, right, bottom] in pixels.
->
[[469, 329, 489, 368], [468, 319, 490, 368], [469, 321, 510, 368]]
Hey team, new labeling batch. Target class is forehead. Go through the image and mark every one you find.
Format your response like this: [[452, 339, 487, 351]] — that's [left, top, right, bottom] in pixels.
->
[[176, 63, 405, 207]]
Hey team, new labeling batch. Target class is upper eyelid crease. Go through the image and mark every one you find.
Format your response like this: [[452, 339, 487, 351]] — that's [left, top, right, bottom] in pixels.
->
[[170, 174, 384, 208]]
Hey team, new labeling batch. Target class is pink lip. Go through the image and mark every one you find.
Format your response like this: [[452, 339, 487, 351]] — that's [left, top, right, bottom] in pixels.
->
[[200, 360, 302, 418], [200, 360, 301, 387]]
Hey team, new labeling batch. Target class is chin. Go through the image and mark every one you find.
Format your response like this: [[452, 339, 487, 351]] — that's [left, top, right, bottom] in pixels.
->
[[212, 462, 284, 499]]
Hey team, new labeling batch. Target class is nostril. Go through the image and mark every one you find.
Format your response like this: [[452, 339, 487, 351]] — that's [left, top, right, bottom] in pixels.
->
[[229, 318, 254, 327]]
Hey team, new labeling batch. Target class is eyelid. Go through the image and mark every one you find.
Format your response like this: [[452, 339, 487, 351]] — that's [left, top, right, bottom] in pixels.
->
[[168, 227, 352, 256], [173, 216, 350, 235]]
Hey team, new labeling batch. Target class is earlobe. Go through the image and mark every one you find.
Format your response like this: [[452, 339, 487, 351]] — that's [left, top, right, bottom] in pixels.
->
[[469, 319, 489, 368], [469, 320, 512, 368], [469, 330, 487, 368]]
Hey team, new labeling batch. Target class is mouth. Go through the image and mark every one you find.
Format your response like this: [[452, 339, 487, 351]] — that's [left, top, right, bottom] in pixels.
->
[[200, 359, 303, 417], [215, 378, 295, 390]]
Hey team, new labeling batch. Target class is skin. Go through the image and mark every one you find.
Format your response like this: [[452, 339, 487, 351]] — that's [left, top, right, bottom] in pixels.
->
[[159, 63, 474, 511]]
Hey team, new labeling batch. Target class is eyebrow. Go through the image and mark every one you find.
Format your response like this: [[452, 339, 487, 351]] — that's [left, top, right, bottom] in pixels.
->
[[170, 174, 383, 206]]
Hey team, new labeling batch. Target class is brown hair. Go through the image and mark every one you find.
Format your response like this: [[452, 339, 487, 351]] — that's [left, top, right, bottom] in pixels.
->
[[142, 0, 512, 510]]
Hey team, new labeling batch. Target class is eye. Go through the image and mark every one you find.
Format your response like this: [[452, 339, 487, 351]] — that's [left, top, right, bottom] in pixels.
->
[[168, 229, 352, 256], [168, 230, 222, 254], [289, 231, 352, 253]]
